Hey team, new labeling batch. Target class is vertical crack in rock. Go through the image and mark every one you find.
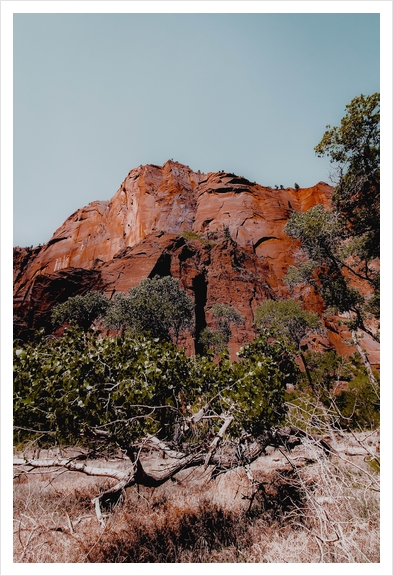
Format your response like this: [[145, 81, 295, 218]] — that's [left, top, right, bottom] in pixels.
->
[[193, 274, 208, 356]]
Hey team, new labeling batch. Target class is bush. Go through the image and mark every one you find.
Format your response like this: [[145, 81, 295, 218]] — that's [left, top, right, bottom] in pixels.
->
[[182, 231, 214, 245], [51, 292, 110, 331], [200, 304, 244, 354], [14, 328, 297, 446], [334, 369, 380, 430]]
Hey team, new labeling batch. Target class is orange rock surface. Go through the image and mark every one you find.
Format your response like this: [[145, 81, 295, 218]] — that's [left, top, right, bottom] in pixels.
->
[[13, 160, 378, 364]]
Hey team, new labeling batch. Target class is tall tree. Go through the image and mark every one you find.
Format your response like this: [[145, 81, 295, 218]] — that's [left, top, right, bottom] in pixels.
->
[[103, 276, 194, 343], [199, 304, 244, 354], [254, 298, 323, 390], [285, 94, 380, 341], [315, 92, 380, 264]]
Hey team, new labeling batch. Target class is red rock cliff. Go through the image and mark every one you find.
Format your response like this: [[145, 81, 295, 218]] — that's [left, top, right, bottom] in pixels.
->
[[13, 160, 378, 364]]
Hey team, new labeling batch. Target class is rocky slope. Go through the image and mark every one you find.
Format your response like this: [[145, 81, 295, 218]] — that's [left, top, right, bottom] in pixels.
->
[[13, 160, 379, 363]]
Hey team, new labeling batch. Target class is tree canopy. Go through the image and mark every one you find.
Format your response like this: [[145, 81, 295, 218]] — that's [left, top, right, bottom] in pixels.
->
[[51, 291, 110, 331], [103, 276, 194, 343], [285, 93, 380, 339], [315, 92, 380, 262], [199, 304, 244, 354], [254, 298, 323, 349], [254, 298, 323, 390]]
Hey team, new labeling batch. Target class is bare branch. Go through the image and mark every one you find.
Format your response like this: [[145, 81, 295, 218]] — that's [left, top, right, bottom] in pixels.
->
[[144, 435, 187, 459], [204, 415, 234, 468], [13, 457, 130, 483]]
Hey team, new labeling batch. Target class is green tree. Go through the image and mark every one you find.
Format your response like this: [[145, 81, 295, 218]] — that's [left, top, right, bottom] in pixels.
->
[[199, 304, 244, 354], [103, 276, 194, 343], [285, 94, 380, 341], [315, 92, 379, 263], [254, 298, 323, 390], [51, 291, 110, 331], [285, 205, 365, 317]]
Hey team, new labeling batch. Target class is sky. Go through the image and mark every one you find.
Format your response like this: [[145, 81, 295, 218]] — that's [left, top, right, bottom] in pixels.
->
[[12, 10, 381, 247]]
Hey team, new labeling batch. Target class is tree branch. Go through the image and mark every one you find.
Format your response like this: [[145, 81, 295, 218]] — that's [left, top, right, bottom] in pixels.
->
[[13, 456, 131, 483], [203, 415, 234, 468]]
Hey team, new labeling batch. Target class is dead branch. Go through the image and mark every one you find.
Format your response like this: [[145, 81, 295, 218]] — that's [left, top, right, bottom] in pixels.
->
[[13, 428, 270, 526], [13, 422, 340, 527], [13, 457, 130, 483], [204, 415, 234, 468], [278, 425, 336, 456], [144, 435, 187, 459]]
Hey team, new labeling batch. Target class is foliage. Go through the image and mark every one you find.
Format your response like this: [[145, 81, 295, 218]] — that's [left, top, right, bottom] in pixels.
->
[[254, 298, 323, 348], [13, 326, 297, 447], [200, 304, 244, 354], [285, 205, 341, 257], [285, 206, 365, 314], [333, 364, 380, 430], [51, 291, 110, 331], [182, 231, 214, 245], [103, 276, 194, 343], [315, 92, 380, 262], [14, 326, 192, 445], [285, 94, 380, 338], [254, 298, 325, 392], [289, 349, 380, 431], [295, 349, 352, 393], [199, 327, 228, 354]]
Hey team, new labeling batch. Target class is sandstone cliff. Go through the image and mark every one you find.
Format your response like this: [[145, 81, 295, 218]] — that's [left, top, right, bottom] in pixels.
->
[[13, 160, 378, 364]]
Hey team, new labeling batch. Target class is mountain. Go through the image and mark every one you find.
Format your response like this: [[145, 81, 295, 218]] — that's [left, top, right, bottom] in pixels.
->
[[13, 160, 379, 364]]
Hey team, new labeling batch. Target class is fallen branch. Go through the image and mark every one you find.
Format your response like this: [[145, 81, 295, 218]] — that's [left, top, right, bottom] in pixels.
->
[[13, 457, 130, 483], [14, 424, 333, 526]]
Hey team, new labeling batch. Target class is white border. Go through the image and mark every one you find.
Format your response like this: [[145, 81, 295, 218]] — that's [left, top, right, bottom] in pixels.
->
[[2, 0, 392, 14], [1, 2, 392, 575]]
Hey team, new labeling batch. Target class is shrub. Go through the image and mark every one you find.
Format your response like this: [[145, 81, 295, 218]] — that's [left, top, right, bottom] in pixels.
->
[[14, 328, 296, 446], [334, 368, 380, 430], [51, 292, 110, 331], [182, 231, 213, 244]]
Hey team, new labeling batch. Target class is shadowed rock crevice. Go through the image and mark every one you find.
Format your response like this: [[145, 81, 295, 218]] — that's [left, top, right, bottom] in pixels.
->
[[14, 268, 103, 339], [193, 274, 208, 355], [179, 246, 196, 262], [148, 252, 171, 278], [253, 237, 279, 251]]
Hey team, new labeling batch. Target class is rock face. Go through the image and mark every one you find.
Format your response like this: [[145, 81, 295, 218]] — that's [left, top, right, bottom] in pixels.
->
[[13, 160, 378, 364]]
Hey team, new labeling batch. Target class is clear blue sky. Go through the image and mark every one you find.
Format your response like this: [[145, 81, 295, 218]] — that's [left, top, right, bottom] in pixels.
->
[[13, 12, 380, 247]]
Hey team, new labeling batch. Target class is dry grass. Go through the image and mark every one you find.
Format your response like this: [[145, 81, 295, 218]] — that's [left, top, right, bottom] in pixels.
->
[[13, 433, 380, 563]]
